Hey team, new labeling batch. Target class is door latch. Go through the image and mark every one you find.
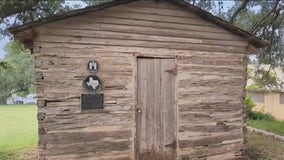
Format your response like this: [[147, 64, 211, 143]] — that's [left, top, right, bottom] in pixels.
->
[[136, 108, 142, 114]]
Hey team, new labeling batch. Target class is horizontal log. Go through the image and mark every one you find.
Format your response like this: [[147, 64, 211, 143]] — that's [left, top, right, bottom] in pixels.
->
[[179, 116, 244, 126], [37, 26, 247, 47], [38, 67, 132, 74], [179, 132, 243, 148], [179, 142, 243, 159], [124, 0, 180, 10], [178, 72, 244, 79], [177, 55, 245, 66], [46, 151, 131, 160], [34, 43, 245, 57], [179, 111, 244, 122], [179, 87, 244, 95], [88, 10, 215, 26], [179, 124, 242, 133], [39, 104, 133, 115], [179, 87, 243, 95], [34, 42, 247, 55], [177, 52, 245, 59], [110, 4, 198, 18], [179, 109, 244, 117], [36, 92, 133, 101], [41, 112, 133, 131], [179, 64, 244, 74], [40, 130, 131, 144], [178, 90, 242, 102], [42, 85, 130, 94], [35, 55, 132, 68], [39, 105, 80, 115], [178, 73, 244, 82], [35, 48, 132, 58], [35, 93, 80, 100], [178, 102, 243, 111], [36, 34, 247, 53], [34, 75, 131, 85], [179, 72, 244, 79], [37, 27, 202, 44], [42, 139, 131, 155], [178, 80, 244, 90]]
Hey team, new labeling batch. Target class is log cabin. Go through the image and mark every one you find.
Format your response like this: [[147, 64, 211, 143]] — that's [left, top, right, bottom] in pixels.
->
[[9, 0, 268, 159]]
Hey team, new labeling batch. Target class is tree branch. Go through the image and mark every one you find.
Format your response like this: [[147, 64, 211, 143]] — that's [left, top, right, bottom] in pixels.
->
[[249, 0, 281, 34], [0, 0, 39, 20], [229, 0, 250, 23]]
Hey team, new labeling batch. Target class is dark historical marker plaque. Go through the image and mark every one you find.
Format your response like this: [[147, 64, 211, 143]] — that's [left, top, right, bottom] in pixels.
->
[[81, 94, 104, 110]]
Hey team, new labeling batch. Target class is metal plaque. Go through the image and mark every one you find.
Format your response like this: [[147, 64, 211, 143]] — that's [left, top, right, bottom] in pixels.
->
[[81, 94, 104, 110], [83, 75, 102, 92], [87, 60, 99, 72]]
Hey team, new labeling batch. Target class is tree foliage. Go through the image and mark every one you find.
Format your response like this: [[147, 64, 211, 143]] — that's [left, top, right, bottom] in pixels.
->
[[0, 42, 34, 104], [0, 0, 79, 37], [239, 0, 283, 89], [247, 66, 283, 91]]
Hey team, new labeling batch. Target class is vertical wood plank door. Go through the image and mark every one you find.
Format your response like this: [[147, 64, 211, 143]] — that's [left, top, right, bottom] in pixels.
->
[[136, 58, 176, 160]]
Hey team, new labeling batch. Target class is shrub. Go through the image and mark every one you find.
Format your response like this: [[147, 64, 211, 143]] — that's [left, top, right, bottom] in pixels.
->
[[252, 112, 275, 121], [245, 95, 255, 119], [245, 95, 275, 121]]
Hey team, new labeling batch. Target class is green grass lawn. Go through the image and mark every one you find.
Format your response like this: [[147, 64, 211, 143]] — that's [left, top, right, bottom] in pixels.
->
[[248, 119, 284, 136], [0, 105, 37, 160]]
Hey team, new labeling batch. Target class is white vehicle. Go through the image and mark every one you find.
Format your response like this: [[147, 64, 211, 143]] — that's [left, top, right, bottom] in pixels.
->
[[24, 94, 36, 104]]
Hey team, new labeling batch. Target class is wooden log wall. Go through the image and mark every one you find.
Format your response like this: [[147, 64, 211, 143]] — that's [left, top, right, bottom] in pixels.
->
[[32, 0, 249, 159]]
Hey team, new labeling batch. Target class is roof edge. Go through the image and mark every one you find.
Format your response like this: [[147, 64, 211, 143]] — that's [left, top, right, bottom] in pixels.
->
[[8, 0, 136, 34]]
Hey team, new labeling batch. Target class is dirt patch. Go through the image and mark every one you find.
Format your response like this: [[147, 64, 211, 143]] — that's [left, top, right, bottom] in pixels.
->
[[18, 148, 38, 160], [246, 130, 284, 160]]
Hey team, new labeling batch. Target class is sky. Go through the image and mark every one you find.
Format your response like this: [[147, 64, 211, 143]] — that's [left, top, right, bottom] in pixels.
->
[[0, 37, 9, 59], [0, 0, 235, 59]]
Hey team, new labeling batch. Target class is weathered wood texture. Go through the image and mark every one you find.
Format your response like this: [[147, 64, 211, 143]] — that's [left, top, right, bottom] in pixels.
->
[[32, 0, 248, 159], [136, 58, 176, 160]]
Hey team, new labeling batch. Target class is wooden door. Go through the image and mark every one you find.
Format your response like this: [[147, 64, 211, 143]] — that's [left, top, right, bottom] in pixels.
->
[[136, 58, 176, 160]]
